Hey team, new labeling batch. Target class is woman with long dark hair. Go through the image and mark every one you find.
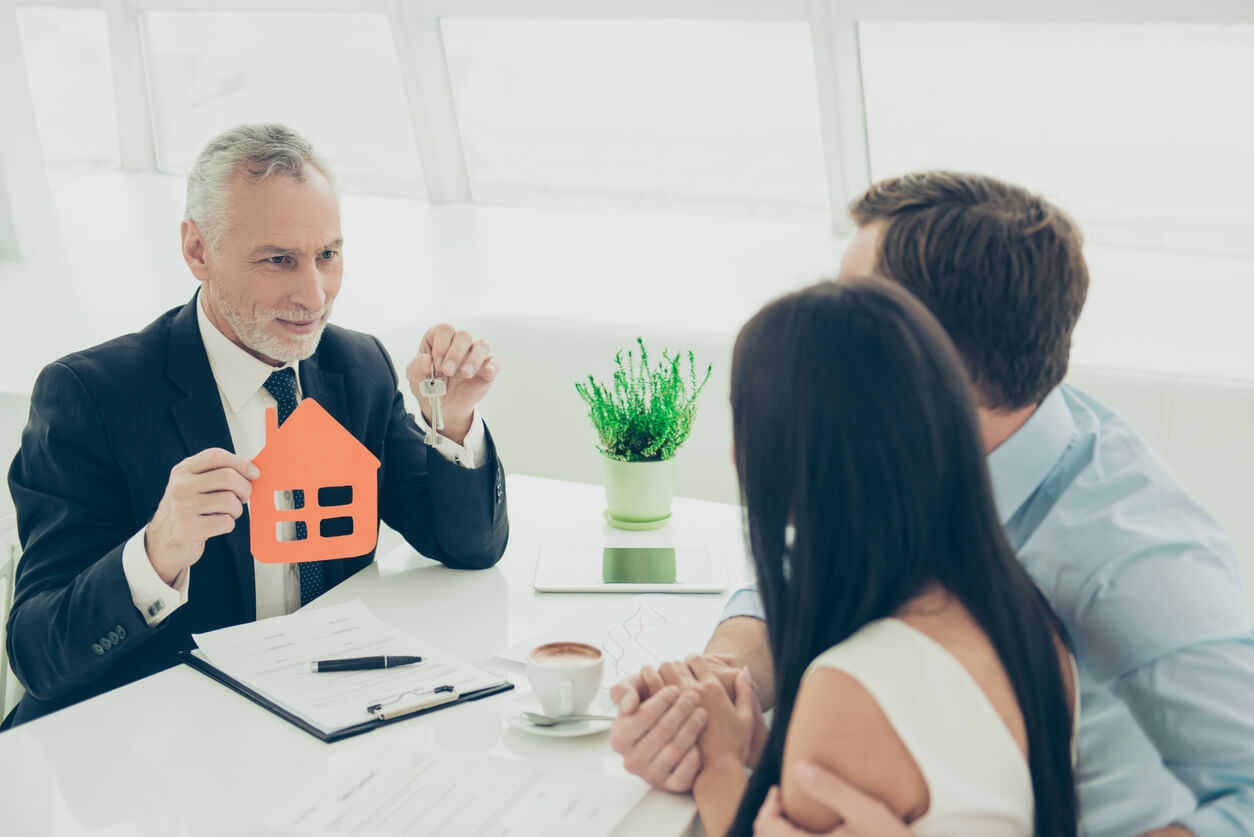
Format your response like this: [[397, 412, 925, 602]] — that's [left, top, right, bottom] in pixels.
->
[[688, 278, 1077, 836]]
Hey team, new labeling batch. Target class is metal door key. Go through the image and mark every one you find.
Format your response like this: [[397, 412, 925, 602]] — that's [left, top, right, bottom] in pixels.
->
[[419, 374, 446, 445]]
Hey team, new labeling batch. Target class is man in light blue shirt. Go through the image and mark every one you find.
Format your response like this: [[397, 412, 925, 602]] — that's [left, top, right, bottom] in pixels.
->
[[723, 384, 1253, 836], [609, 172, 1254, 836]]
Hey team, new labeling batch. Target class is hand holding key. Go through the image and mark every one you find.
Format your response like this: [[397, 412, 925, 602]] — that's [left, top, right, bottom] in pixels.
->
[[405, 323, 501, 446]]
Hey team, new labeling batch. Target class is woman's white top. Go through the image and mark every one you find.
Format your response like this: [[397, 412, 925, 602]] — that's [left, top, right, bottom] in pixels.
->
[[806, 618, 1042, 836]]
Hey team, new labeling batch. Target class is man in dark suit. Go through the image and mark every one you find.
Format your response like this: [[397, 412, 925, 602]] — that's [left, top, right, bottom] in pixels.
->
[[3, 124, 509, 727]]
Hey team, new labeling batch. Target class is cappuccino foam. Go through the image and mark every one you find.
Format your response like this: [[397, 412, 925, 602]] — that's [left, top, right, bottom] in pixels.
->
[[529, 642, 601, 668]]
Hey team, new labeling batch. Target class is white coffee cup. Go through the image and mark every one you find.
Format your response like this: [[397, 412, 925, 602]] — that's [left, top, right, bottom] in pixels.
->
[[526, 641, 604, 717]]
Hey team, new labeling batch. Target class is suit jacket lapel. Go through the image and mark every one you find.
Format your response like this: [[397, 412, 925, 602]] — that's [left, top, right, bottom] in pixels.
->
[[166, 293, 257, 617], [297, 351, 347, 430]]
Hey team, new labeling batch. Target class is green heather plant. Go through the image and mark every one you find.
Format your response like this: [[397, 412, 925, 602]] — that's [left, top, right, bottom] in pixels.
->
[[576, 338, 712, 462]]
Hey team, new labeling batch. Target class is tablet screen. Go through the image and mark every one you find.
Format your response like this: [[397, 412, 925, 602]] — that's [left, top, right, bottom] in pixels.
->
[[602, 547, 678, 583]]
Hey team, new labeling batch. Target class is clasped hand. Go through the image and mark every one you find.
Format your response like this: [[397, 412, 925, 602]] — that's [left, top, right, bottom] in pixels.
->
[[609, 654, 766, 791], [609, 657, 911, 837]]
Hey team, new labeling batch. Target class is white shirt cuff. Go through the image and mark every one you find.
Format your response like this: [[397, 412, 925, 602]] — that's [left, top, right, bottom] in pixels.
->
[[121, 528, 190, 626], [414, 405, 488, 469]]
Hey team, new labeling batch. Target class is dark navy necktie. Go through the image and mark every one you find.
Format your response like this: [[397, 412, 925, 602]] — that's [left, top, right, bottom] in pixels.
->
[[261, 367, 326, 606]]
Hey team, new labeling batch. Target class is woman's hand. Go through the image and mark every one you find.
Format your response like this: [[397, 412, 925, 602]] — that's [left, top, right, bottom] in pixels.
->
[[688, 656, 759, 774], [753, 766, 912, 836], [688, 657, 760, 836]]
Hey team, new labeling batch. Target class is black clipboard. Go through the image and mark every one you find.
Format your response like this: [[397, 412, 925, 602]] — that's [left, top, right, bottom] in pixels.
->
[[179, 649, 514, 743]]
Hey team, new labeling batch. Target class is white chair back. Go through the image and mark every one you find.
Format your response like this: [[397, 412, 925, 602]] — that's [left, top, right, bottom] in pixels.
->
[[1066, 366, 1254, 603], [0, 391, 29, 472], [2, 392, 31, 719], [0, 511, 23, 719]]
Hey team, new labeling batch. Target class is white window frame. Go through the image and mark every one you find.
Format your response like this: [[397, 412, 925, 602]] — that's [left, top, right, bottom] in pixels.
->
[[2, 0, 1249, 260], [0, 2, 57, 260]]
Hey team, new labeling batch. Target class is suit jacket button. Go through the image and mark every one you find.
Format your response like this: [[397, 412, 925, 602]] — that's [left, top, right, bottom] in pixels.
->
[[107, 630, 120, 644], [115, 625, 127, 639], [100, 637, 112, 650], [91, 643, 104, 655]]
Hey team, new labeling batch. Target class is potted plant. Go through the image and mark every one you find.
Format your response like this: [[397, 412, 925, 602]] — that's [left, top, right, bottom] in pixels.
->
[[576, 338, 712, 530]]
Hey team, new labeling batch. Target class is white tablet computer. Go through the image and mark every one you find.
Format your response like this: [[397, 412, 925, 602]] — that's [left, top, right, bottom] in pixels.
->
[[533, 545, 728, 593]]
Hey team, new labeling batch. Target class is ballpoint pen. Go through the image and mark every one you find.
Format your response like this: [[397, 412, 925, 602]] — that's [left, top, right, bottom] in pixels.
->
[[311, 655, 423, 672]]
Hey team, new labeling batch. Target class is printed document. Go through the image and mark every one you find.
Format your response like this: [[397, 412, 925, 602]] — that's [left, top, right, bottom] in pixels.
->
[[268, 745, 649, 837], [192, 600, 505, 733]]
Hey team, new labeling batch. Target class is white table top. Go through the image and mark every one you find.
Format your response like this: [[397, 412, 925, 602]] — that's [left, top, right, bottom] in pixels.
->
[[0, 474, 750, 836]]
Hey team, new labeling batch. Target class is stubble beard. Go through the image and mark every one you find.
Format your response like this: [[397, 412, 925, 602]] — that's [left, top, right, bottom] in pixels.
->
[[206, 275, 331, 364]]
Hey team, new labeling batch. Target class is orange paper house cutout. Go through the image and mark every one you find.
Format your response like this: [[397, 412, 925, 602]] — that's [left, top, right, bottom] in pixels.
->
[[250, 398, 380, 564]]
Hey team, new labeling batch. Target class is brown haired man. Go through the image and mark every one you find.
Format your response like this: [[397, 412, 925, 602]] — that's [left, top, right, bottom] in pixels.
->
[[610, 172, 1254, 837]]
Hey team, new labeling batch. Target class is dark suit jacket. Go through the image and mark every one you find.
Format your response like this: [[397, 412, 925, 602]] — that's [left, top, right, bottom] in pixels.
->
[[3, 295, 508, 727]]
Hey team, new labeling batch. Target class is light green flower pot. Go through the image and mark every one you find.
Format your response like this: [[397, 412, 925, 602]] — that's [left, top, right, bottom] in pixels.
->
[[601, 455, 678, 528]]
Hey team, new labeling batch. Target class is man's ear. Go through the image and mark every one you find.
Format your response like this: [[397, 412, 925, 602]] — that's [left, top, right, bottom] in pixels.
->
[[181, 219, 210, 282]]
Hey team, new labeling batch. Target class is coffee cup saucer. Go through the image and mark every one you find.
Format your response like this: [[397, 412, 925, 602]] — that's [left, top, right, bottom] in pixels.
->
[[503, 690, 616, 738]]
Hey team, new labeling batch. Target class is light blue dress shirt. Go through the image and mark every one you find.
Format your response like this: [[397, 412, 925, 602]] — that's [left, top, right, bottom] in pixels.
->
[[722, 384, 1254, 837]]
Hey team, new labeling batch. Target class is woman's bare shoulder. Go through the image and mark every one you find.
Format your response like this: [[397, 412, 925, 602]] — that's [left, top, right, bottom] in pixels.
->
[[780, 664, 929, 833]]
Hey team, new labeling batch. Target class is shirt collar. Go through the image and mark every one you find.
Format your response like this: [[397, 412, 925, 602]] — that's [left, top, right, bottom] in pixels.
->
[[196, 289, 300, 414], [986, 386, 1075, 524]]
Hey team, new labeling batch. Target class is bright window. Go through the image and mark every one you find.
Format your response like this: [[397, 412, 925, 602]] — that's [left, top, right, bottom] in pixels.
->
[[442, 19, 829, 216], [140, 11, 424, 197], [860, 23, 1254, 255], [15, 7, 120, 175]]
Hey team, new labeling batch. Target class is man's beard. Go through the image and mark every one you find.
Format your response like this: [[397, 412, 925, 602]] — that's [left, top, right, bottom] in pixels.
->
[[207, 276, 331, 364]]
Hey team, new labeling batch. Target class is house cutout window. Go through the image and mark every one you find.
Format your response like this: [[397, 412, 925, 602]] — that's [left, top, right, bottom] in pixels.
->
[[273, 489, 301, 510], [320, 517, 354, 538], [318, 486, 353, 507]]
